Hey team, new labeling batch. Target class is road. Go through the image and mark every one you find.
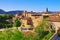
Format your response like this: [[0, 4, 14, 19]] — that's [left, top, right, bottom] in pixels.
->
[[56, 37, 60, 40]]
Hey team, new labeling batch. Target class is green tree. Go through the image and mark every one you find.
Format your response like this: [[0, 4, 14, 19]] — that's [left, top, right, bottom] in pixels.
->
[[6, 14, 12, 19], [0, 15, 3, 20], [35, 19, 51, 40], [7, 24, 13, 28], [14, 19, 21, 29]]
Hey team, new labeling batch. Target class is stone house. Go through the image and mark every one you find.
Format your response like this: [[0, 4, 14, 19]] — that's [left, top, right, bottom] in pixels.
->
[[48, 14, 60, 33], [12, 10, 43, 31]]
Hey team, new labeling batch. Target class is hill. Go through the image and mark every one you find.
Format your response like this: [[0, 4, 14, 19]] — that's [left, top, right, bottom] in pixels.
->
[[0, 9, 23, 14]]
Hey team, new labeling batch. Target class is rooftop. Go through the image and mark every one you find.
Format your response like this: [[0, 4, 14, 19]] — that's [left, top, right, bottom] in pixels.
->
[[48, 16, 60, 22]]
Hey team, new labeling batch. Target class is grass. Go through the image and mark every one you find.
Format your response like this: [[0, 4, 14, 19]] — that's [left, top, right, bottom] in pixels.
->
[[35, 19, 54, 40], [0, 29, 24, 40], [0, 28, 54, 40], [42, 32, 54, 40], [0, 18, 54, 40]]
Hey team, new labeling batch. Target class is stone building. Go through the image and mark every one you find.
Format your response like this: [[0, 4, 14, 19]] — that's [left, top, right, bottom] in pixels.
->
[[48, 14, 60, 33], [12, 10, 43, 31], [12, 8, 54, 31]]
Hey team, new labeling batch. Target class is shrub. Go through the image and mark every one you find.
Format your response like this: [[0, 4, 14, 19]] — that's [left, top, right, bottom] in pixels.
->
[[6, 24, 13, 28]]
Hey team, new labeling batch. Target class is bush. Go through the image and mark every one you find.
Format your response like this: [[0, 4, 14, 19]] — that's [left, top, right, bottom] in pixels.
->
[[0, 23, 5, 28], [14, 19, 21, 29], [43, 32, 54, 40], [43, 16, 49, 18], [1, 14, 12, 19], [0, 29, 24, 40], [6, 24, 13, 28]]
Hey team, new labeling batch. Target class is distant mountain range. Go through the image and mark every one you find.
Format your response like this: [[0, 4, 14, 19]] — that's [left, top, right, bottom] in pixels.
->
[[7, 11, 23, 14], [0, 9, 56, 14], [0, 9, 6, 14], [0, 9, 23, 14], [48, 11, 56, 14]]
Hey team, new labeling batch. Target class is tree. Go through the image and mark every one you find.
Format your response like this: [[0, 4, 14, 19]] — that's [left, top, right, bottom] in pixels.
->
[[35, 19, 51, 40], [0, 15, 3, 20], [6, 14, 12, 19], [2, 14, 12, 19], [14, 19, 21, 29], [6, 24, 13, 28]]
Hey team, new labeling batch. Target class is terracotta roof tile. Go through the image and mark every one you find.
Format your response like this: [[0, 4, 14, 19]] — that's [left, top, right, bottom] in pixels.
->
[[48, 16, 60, 22]]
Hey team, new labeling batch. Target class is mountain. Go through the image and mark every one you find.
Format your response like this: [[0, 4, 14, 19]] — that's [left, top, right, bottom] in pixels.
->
[[0, 9, 23, 14], [48, 11, 56, 14], [0, 9, 6, 14], [0, 9, 56, 14], [7, 10, 23, 14]]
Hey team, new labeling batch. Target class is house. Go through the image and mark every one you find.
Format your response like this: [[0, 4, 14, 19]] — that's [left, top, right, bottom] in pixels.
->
[[12, 10, 43, 31], [48, 15, 60, 33], [13, 8, 55, 31]]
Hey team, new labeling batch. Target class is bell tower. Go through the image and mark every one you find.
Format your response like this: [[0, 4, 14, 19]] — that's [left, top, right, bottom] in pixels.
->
[[45, 8, 48, 14], [46, 8, 48, 12], [22, 10, 27, 17]]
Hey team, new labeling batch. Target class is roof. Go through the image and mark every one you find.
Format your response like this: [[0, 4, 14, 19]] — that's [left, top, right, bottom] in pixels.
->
[[31, 13, 41, 16], [54, 12, 60, 15], [48, 16, 60, 22]]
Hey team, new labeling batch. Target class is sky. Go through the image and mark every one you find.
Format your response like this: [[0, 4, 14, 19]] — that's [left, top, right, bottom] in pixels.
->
[[0, 0, 60, 12]]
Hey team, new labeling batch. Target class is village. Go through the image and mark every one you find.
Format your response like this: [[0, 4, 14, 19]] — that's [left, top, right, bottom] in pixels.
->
[[12, 8, 60, 40], [12, 8, 60, 33], [0, 8, 60, 40], [0, 0, 60, 40]]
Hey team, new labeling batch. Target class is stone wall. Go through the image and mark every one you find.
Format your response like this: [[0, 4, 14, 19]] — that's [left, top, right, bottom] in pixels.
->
[[51, 22, 60, 32], [32, 16, 43, 27], [49, 22, 60, 40]]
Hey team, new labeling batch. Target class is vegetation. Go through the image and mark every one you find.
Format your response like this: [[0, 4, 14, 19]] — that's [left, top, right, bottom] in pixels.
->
[[35, 19, 54, 40], [14, 19, 21, 29], [0, 14, 54, 40], [0, 14, 12, 20], [0, 22, 54, 40], [6, 24, 13, 28], [0, 14, 13, 28], [43, 32, 54, 40], [0, 29, 41, 40], [0, 29, 24, 40], [43, 15, 49, 18]]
